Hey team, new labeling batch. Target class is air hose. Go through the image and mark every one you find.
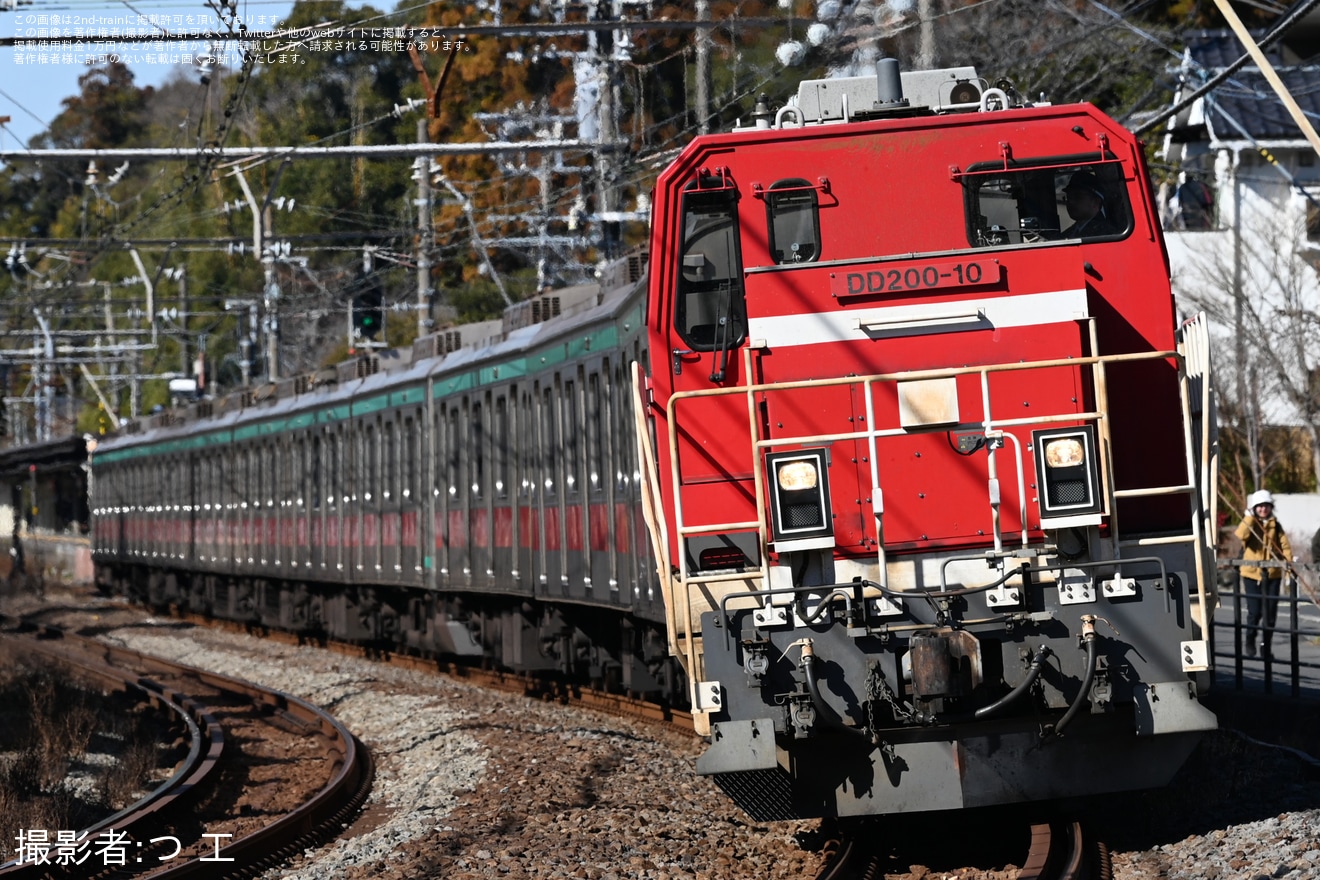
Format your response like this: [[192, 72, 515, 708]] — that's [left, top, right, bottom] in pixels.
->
[[799, 642, 877, 745], [973, 645, 1054, 720], [1051, 616, 1099, 737]]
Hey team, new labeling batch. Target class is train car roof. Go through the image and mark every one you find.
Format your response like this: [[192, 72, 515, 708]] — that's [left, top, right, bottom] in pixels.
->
[[94, 266, 646, 457]]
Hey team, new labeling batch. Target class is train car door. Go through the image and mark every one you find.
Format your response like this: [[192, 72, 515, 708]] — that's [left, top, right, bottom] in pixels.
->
[[491, 391, 515, 592], [381, 414, 402, 583], [440, 401, 467, 589], [327, 427, 346, 581], [468, 395, 492, 590], [517, 390, 537, 595], [356, 417, 380, 580], [309, 431, 325, 575], [538, 382, 565, 599], [586, 366, 615, 604], [400, 407, 423, 584], [562, 373, 588, 601]]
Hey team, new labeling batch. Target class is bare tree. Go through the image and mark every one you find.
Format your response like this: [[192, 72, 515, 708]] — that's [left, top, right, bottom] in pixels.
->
[[1173, 195, 1320, 502]]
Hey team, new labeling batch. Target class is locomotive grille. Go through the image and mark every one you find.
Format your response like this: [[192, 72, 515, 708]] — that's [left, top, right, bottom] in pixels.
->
[[1049, 479, 1089, 505], [711, 769, 798, 822], [783, 501, 824, 529]]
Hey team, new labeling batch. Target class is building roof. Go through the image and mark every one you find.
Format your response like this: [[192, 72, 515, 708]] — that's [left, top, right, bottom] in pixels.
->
[[1174, 29, 1320, 144], [1204, 66, 1320, 142]]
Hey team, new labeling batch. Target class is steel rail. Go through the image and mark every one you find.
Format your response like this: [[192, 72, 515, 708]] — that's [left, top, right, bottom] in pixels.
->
[[0, 625, 224, 879], [172, 609, 698, 736], [0, 621, 373, 879]]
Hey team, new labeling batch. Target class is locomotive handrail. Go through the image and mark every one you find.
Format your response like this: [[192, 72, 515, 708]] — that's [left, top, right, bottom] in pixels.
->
[[664, 348, 1181, 403], [656, 336, 1216, 703], [1113, 484, 1197, 497]]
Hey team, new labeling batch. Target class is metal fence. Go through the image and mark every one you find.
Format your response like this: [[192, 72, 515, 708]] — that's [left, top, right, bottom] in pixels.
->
[[1214, 559, 1320, 698]]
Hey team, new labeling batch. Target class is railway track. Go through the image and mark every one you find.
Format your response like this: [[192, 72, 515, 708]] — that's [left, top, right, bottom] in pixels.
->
[[814, 817, 1112, 880], [5, 598, 1117, 880], [168, 609, 698, 737], [0, 618, 373, 879]]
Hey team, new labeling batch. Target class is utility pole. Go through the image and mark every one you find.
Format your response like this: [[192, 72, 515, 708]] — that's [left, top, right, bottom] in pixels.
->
[[918, 0, 936, 70], [232, 162, 290, 384], [593, 0, 622, 259], [33, 311, 53, 443], [415, 119, 434, 336], [695, 0, 711, 135]]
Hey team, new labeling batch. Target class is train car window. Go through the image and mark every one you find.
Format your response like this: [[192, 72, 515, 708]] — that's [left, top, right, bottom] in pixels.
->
[[765, 178, 821, 264], [676, 177, 746, 352], [587, 371, 603, 493], [963, 157, 1131, 247], [519, 391, 535, 500], [563, 379, 579, 496], [383, 420, 396, 501], [614, 363, 631, 494], [311, 435, 322, 510], [542, 385, 558, 497], [494, 396, 509, 499], [327, 432, 339, 511], [446, 405, 461, 502], [364, 422, 376, 504], [403, 415, 416, 501], [471, 400, 485, 499], [438, 408, 448, 501], [214, 455, 224, 511], [292, 439, 302, 508]]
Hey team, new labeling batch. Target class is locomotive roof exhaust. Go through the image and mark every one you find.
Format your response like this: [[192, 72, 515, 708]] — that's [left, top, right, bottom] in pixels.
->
[[875, 57, 910, 110]]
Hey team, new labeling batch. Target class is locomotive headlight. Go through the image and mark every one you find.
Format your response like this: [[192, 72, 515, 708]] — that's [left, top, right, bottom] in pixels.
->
[[1044, 438, 1085, 468], [1032, 425, 1103, 527], [765, 448, 835, 553], [776, 459, 819, 492]]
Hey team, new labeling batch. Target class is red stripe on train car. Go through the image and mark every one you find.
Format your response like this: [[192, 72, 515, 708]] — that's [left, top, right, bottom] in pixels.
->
[[363, 513, 378, 547], [566, 505, 583, 552], [589, 504, 610, 553], [614, 503, 631, 556], [382, 512, 398, 547], [470, 508, 489, 549], [545, 506, 562, 551], [494, 507, 513, 548], [448, 509, 467, 548], [402, 511, 418, 547], [519, 506, 540, 550], [633, 504, 648, 562]]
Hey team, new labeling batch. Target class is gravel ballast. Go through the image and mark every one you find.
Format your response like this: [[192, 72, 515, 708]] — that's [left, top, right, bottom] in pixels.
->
[[10, 591, 1320, 880]]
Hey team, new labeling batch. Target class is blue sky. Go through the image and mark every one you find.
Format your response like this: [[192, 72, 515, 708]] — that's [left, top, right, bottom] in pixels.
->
[[1, 0, 294, 151]]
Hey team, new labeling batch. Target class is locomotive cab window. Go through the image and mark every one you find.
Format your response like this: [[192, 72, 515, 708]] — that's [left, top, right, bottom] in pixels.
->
[[963, 156, 1132, 248], [766, 178, 820, 264], [675, 176, 746, 352]]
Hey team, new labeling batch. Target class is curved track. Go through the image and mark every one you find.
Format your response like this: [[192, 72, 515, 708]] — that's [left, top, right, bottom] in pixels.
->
[[813, 818, 1112, 880], [0, 619, 373, 879], [175, 610, 697, 736]]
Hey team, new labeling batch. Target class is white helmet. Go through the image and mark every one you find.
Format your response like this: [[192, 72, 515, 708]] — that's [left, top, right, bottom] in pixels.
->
[[1247, 489, 1275, 509]]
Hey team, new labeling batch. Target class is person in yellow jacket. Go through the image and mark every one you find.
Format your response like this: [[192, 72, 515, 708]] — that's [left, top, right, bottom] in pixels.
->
[[1234, 490, 1293, 657]]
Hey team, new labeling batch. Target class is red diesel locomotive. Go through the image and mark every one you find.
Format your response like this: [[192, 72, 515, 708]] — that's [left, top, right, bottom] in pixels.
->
[[634, 62, 1220, 819]]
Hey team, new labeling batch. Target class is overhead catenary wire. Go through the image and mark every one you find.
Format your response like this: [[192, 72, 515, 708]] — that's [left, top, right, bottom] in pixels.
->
[[1133, 0, 1320, 137]]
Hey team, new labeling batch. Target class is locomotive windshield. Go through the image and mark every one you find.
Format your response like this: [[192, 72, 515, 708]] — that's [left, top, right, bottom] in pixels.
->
[[675, 177, 747, 352], [962, 156, 1131, 247]]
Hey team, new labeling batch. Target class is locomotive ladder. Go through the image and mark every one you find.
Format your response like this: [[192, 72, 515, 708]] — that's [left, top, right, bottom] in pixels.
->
[[637, 315, 1218, 710]]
